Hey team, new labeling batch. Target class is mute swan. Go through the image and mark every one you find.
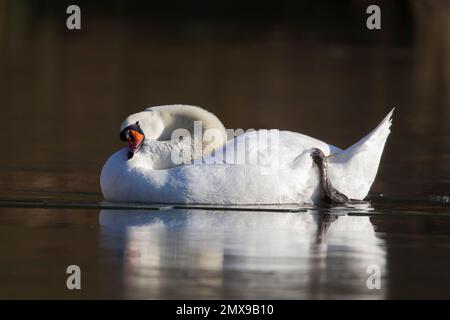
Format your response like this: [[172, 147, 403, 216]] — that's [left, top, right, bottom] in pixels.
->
[[100, 105, 393, 204]]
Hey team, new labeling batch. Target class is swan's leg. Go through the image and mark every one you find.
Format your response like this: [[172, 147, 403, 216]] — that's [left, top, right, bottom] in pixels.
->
[[323, 183, 350, 205], [310, 148, 366, 205]]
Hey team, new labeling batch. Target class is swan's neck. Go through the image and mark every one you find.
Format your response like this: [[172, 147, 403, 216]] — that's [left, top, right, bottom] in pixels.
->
[[153, 105, 228, 155]]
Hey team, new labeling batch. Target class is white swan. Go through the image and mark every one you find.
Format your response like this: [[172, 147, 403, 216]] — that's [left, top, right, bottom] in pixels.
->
[[100, 105, 393, 204]]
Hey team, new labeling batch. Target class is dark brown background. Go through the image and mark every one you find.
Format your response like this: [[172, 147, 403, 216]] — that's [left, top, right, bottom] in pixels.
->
[[0, 0, 448, 201]]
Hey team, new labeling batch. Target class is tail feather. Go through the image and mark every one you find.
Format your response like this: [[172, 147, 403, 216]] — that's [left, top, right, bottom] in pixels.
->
[[327, 108, 394, 200]]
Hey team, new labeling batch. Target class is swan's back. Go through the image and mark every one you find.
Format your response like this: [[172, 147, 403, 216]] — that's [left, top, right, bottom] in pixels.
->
[[214, 130, 341, 166], [101, 130, 340, 204]]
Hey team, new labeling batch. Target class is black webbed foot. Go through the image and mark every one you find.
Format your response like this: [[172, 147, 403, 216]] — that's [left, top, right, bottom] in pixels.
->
[[310, 148, 366, 205]]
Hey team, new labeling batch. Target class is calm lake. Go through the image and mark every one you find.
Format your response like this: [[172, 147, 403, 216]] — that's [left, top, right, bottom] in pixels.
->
[[0, 1, 449, 299]]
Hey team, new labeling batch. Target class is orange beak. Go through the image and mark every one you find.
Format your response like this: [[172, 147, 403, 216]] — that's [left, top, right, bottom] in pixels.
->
[[127, 129, 144, 154], [120, 123, 145, 159]]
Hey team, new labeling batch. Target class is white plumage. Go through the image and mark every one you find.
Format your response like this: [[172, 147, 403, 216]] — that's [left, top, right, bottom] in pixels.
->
[[100, 105, 393, 204]]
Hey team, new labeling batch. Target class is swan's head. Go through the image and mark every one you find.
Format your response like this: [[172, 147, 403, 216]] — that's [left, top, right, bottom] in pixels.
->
[[119, 109, 165, 159], [119, 105, 227, 160]]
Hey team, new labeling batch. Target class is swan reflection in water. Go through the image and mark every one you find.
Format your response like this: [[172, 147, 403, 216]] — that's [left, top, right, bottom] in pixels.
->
[[99, 205, 386, 299]]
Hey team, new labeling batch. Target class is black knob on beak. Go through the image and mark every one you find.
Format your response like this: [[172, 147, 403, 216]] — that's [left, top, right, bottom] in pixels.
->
[[120, 129, 129, 142]]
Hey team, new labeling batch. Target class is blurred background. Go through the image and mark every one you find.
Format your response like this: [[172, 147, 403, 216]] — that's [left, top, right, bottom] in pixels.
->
[[0, 0, 449, 201]]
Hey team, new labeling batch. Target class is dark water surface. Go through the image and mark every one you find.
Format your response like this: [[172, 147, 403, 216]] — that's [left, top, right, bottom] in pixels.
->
[[1, 198, 450, 299], [0, 1, 449, 299]]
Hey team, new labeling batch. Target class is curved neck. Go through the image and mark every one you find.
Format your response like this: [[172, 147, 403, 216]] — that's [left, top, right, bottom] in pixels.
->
[[155, 106, 228, 155]]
